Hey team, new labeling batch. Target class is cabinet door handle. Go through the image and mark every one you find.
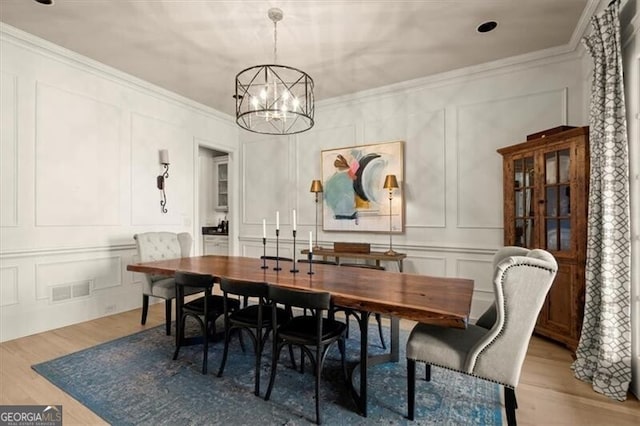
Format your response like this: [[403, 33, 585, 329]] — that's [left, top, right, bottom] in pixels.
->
[[538, 200, 545, 204]]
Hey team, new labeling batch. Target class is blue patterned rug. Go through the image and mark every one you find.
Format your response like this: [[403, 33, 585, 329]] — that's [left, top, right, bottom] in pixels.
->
[[33, 320, 502, 425]]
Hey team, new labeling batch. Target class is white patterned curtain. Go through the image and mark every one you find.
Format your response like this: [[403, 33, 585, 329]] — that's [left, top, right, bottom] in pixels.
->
[[572, 0, 631, 401]]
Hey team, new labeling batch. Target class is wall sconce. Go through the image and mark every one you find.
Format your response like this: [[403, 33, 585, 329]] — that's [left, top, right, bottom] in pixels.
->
[[157, 149, 170, 213], [309, 179, 323, 249], [383, 174, 399, 255]]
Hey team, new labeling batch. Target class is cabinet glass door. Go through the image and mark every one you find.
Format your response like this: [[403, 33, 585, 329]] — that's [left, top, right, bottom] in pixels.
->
[[544, 149, 571, 251], [513, 156, 535, 247], [216, 161, 228, 211]]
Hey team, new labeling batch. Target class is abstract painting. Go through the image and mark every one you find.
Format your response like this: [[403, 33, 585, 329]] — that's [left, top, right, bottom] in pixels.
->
[[321, 141, 404, 232]]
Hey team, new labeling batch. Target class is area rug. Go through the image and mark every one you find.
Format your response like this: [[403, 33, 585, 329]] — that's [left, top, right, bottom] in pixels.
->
[[33, 321, 502, 425]]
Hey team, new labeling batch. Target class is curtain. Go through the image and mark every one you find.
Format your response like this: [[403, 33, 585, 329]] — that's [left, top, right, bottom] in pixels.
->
[[572, 0, 631, 401]]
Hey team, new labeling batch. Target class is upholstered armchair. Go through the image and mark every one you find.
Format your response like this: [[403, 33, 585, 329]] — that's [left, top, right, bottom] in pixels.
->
[[475, 246, 531, 329], [406, 248, 558, 425], [133, 232, 197, 335]]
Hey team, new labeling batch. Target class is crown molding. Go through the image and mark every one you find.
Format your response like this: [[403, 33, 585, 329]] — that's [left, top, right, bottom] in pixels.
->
[[0, 23, 235, 125]]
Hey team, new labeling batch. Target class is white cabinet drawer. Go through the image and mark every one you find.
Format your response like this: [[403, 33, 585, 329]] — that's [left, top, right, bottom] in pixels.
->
[[203, 235, 228, 255]]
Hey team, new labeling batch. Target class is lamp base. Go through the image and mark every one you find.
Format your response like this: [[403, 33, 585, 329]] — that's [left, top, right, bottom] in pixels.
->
[[384, 249, 398, 256]]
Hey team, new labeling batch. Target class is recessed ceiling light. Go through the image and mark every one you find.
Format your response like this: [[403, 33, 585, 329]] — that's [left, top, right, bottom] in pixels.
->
[[477, 21, 498, 33], [34, 0, 54, 5]]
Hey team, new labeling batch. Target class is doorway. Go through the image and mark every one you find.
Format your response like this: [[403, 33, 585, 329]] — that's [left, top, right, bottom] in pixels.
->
[[198, 146, 230, 255]]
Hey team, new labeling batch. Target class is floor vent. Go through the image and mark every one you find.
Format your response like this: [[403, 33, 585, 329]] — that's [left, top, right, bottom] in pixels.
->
[[50, 280, 92, 303]]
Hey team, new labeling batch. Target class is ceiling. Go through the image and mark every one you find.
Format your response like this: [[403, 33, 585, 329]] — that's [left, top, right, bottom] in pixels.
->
[[0, 0, 596, 117]]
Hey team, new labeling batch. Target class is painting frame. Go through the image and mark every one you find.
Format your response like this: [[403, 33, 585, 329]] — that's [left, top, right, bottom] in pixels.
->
[[321, 140, 404, 233]]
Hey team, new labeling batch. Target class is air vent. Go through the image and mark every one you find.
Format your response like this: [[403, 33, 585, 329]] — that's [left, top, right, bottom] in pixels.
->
[[49, 280, 92, 303]]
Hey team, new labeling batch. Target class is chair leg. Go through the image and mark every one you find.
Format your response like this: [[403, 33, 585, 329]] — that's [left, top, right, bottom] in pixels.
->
[[254, 328, 263, 396], [504, 387, 517, 426], [264, 342, 284, 401], [165, 299, 172, 336], [338, 337, 348, 382], [425, 364, 431, 382], [407, 358, 416, 421], [202, 314, 209, 375], [217, 323, 232, 378], [172, 313, 183, 361], [375, 313, 386, 349], [345, 312, 350, 338], [315, 346, 322, 425], [141, 295, 149, 325], [288, 344, 297, 371]]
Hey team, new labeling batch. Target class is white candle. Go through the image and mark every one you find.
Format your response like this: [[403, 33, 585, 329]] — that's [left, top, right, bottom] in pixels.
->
[[159, 149, 169, 164], [292, 209, 297, 231], [276, 211, 280, 230], [262, 219, 266, 238], [309, 231, 313, 252]]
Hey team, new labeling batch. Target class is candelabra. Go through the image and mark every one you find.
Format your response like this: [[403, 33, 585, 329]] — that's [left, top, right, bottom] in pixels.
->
[[307, 252, 314, 275], [274, 229, 281, 271], [290, 230, 299, 273], [261, 237, 268, 269]]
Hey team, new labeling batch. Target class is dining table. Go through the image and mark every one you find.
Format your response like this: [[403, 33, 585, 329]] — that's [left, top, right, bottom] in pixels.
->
[[127, 254, 474, 417]]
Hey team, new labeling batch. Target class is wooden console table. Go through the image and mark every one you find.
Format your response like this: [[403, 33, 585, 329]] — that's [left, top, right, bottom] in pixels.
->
[[301, 247, 407, 272]]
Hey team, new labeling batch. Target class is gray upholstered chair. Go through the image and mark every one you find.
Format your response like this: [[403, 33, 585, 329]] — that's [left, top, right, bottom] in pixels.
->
[[133, 232, 198, 335], [475, 246, 531, 329], [406, 248, 557, 425]]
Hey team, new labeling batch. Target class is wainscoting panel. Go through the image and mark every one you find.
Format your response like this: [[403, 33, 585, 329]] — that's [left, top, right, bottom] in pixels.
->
[[35, 82, 122, 226], [363, 109, 408, 142], [130, 113, 194, 226], [242, 136, 291, 226], [456, 88, 567, 229], [404, 254, 447, 277], [296, 124, 357, 227], [0, 266, 19, 307], [455, 257, 494, 294], [405, 109, 446, 228], [35, 256, 122, 301], [1, 72, 18, 228]]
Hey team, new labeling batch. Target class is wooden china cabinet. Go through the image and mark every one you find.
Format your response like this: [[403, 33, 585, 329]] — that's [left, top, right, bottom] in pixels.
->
[[497, 126, 589, 352]]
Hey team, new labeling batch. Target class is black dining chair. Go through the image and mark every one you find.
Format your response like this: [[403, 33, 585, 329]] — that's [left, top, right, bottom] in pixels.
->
[[173, 271, 239, 375], [264, 285, 348, 425], [217, 278, 290, 396], [336, 263, 387, 349]]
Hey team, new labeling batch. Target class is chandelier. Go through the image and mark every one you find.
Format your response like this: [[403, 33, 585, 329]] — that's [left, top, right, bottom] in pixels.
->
[[235, 8, 315, 135]]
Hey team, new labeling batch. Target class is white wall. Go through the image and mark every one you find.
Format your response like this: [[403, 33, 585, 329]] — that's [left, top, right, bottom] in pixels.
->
[[238, 52, 588, 320], [0, 25, 239, 342]]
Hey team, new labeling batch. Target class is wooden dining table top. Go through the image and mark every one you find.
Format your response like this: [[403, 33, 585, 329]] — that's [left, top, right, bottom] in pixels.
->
[[127, 255, 474, 328]]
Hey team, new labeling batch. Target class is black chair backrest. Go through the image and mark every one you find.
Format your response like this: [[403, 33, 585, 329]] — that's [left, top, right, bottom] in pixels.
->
[[219, 278, 268, 298], [175, 271, 215, 290], [340, 263, 385, 270], [268, 286, 331, 311]]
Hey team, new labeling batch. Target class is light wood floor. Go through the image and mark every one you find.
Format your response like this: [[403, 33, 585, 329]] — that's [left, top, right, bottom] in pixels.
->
[[1, 304, 638, 425]]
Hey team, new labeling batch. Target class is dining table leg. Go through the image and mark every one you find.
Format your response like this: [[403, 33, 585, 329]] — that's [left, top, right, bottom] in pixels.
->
[[349, 311, 400, 416]]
